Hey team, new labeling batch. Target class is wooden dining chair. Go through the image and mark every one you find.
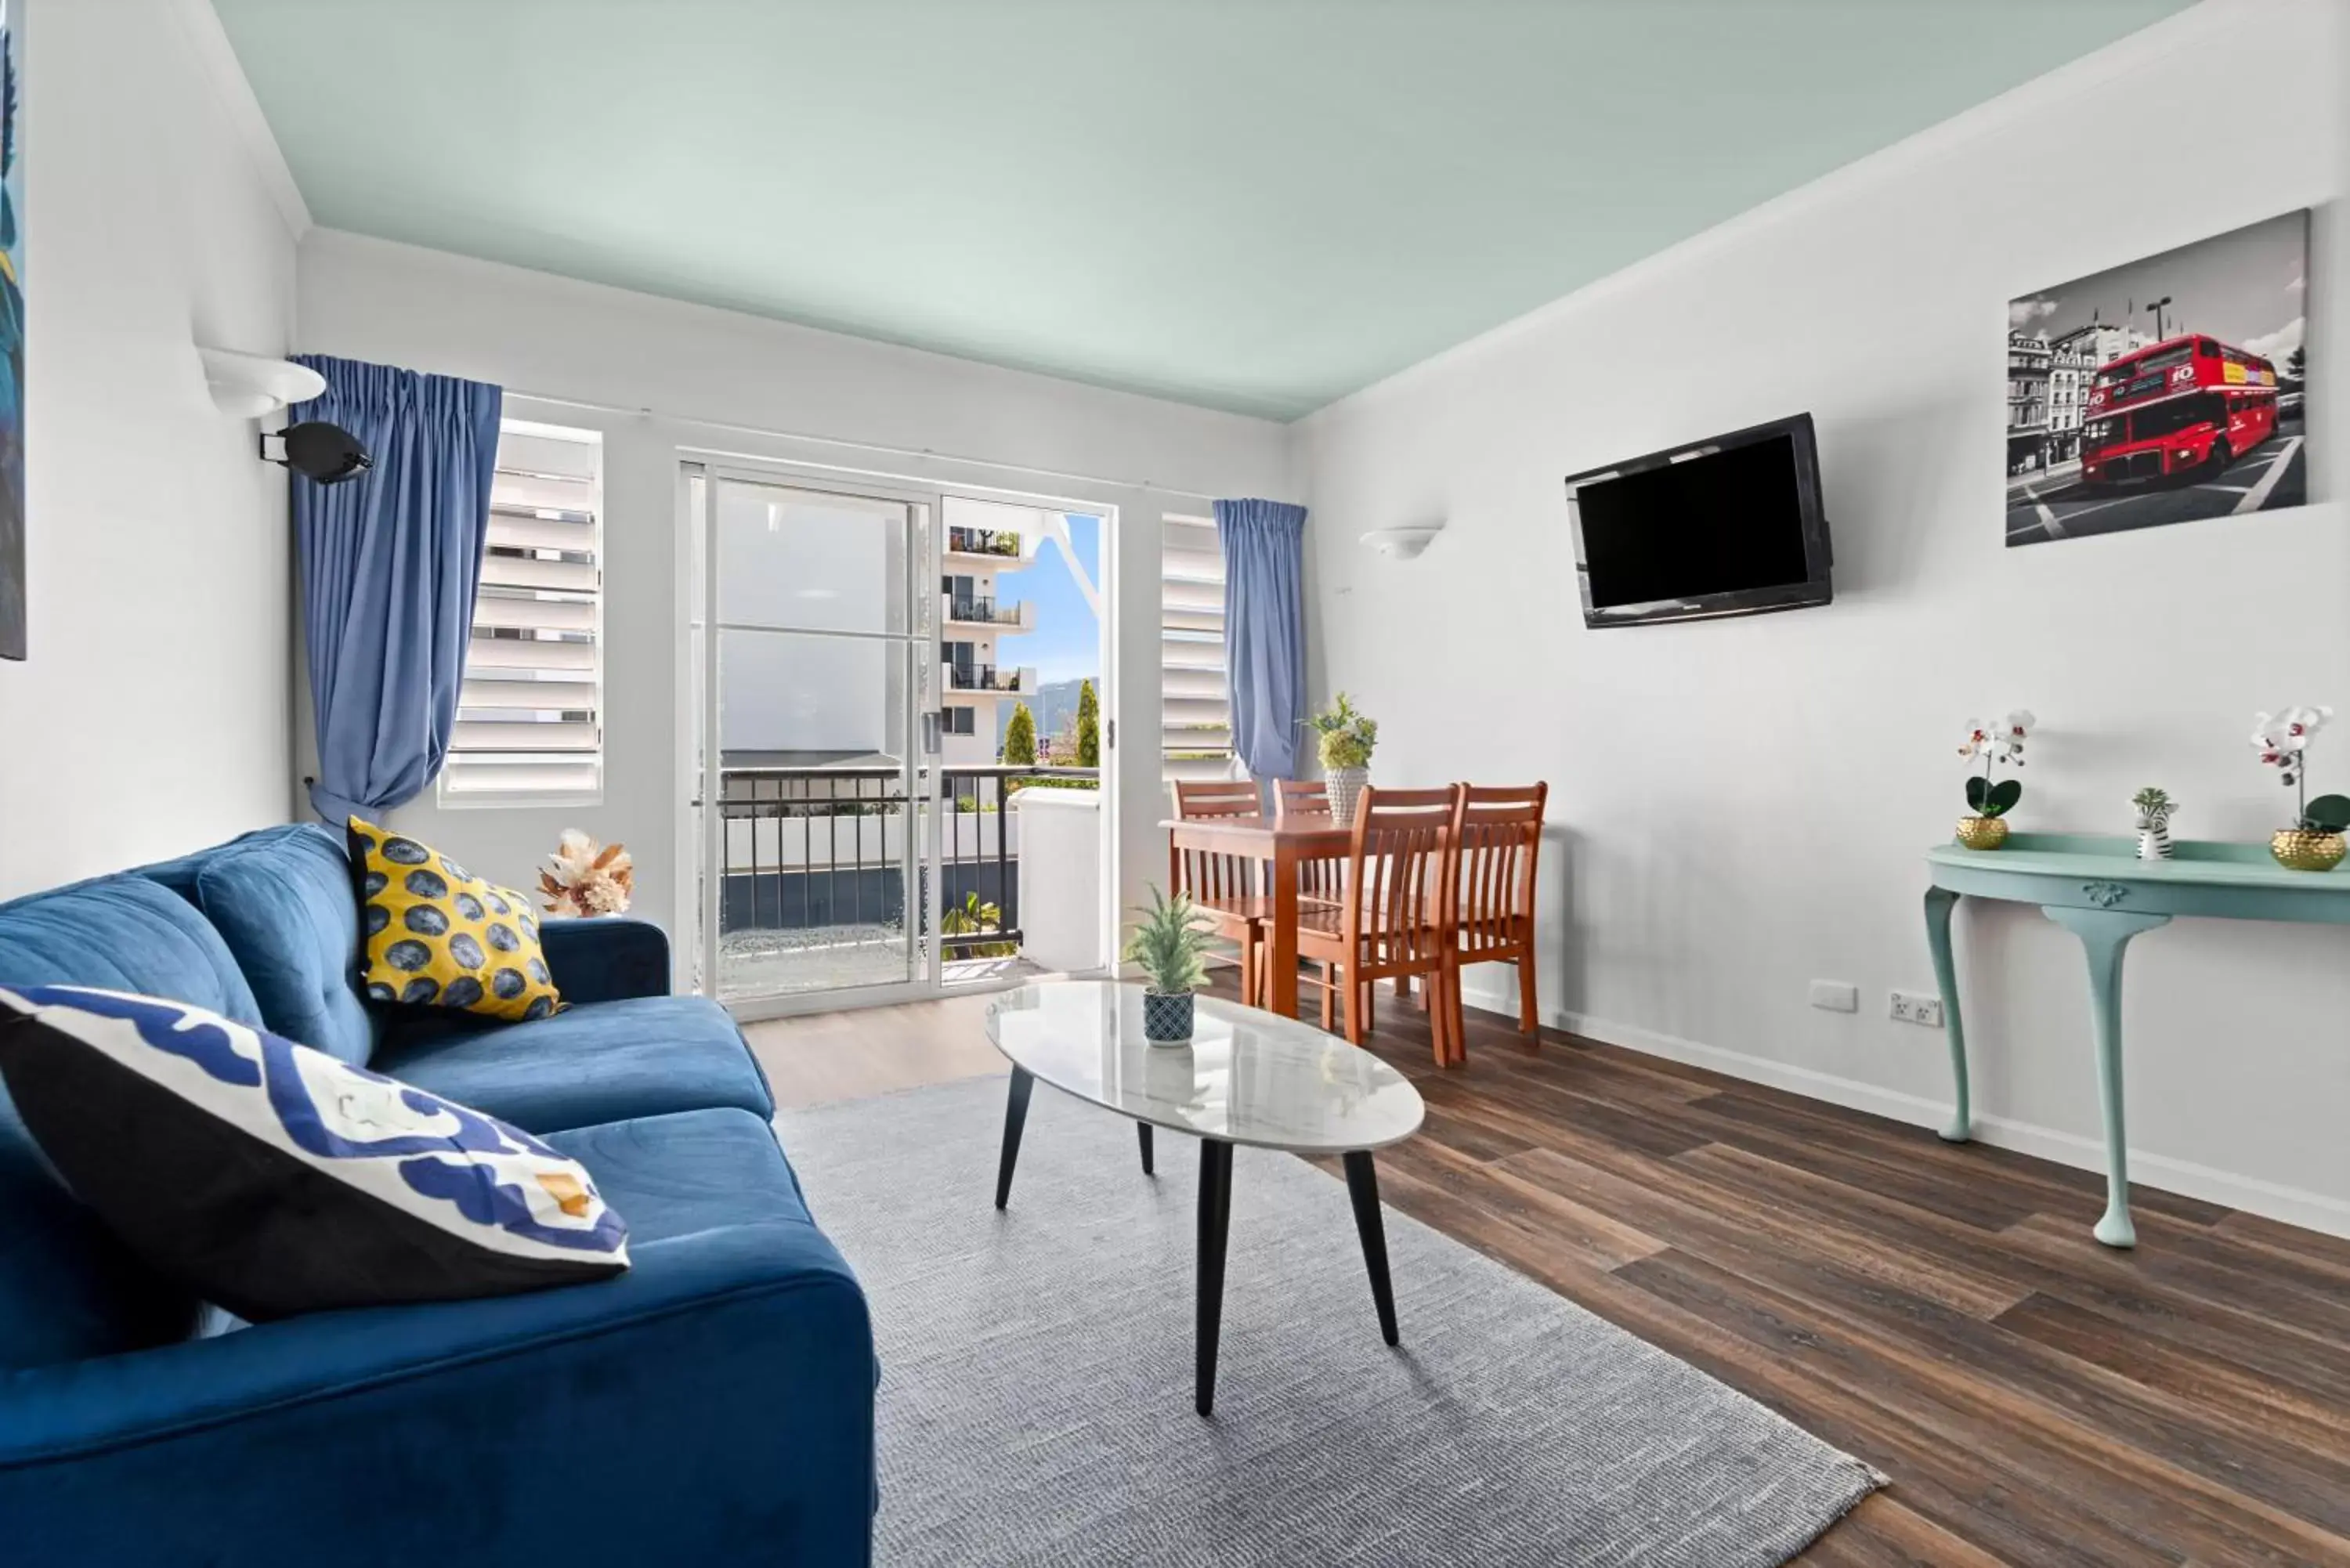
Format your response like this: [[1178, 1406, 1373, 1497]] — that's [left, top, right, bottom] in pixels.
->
[[1293, 785, 1465, 1064], [1273, 779, 1329, 819], [1264, 777, 1344, 1009], [1437, 782, 1549, 1064], [1169, 779, 1271, 1003]]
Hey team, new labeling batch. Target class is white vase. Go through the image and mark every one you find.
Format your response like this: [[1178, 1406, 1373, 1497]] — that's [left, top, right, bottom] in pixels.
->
[[1326, 765, 1369, 827], [2135, 822, 2173, 861]]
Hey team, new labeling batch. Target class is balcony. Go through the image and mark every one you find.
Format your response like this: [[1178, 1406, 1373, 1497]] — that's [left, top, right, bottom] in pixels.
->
[[710, 763, 1098, 997], [942, 593, 1034, 630], [945, 526, 1024, 560], [942, 663, 1033, 695]]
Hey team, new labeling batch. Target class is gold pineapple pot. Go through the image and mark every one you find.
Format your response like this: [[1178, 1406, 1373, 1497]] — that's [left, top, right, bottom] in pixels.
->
[[2270, 829, 2346, 873], [1954, 815, 2009, 851]]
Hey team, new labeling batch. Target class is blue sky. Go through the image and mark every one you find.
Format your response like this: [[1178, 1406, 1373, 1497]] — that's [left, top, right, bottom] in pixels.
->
[[999, 512, 1101, 685]]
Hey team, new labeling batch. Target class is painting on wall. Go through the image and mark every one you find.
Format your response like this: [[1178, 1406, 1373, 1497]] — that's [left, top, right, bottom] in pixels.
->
[[0, 0, 19, 660], [2005, 209, 2307, 547]]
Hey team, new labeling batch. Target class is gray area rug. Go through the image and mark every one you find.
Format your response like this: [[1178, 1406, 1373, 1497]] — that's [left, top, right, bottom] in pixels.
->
[[779, 1075, 1882, 1567]]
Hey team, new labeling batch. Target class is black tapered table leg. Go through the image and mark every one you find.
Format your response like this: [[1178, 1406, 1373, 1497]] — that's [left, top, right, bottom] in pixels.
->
[[993, 1067, 1035, 1210], [1195, 1137, 1235, 1416], [1137, 1121, 1155, 1176], [1343, 1150, 1399, 1346]]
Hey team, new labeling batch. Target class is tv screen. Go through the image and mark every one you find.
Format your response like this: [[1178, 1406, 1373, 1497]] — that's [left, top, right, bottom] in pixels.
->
[[1566, 414, 1831, 628]]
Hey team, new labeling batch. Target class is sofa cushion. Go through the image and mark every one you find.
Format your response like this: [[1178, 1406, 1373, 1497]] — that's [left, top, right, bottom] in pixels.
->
[[143, 822, 379, 1067], [0, 874, 262, 1025], [374, 995, 775, 1134], [0, 875, 251, 1367], [0, 986, 632, 1323], [544, 1106, 812, 1244], [349, 816, 562, 1023]]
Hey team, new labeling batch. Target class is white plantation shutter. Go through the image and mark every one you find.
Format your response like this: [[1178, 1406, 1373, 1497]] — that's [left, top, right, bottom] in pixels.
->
[[1161, 512, 1234, 780], [443, 423, 604, 800]]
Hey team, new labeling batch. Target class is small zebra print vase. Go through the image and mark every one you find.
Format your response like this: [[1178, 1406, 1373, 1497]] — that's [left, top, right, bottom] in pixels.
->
[[2135, 822, 2173, 861]]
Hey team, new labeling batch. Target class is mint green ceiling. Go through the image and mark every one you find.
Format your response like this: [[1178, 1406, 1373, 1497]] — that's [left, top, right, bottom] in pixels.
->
[[215, 0, 2193, 421]]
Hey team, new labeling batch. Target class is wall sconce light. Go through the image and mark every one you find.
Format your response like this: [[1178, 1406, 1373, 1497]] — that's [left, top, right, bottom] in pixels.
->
[[260, 421, 373, 486], [197, 346, 325, 419], [1359, 522, 1444, 560]]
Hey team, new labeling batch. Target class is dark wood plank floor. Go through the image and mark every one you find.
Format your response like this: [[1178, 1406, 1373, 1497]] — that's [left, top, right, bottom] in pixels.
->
[[747, 978, 2350, 1566]]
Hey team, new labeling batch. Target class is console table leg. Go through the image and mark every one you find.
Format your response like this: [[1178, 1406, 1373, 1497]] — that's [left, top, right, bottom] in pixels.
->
[[1137, 1121, 1155, 1176], [1924, 886, 1970, 1142], [2042, 905, 2171, 1250]]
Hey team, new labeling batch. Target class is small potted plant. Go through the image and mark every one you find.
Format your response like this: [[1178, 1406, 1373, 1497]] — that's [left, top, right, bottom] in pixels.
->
[[1954, 710, 2033, 849], [2251, 706, 2348, 871], [1123, 883, 1213, 1045], [1305, 692, 1379, 826], [2130, 787, 2178, 862]]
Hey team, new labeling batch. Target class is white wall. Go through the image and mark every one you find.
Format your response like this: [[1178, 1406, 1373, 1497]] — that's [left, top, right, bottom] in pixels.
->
[[295, 229, 1293, 974], [0, 0, 300, 899], [1295, 0, 2350, 1232]]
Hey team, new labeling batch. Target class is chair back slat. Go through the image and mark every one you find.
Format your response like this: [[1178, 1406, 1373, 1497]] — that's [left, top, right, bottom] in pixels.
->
[[1274, 779, 1344, 901], [1454, 783, 1546, 957], [1171, 779, 1264, 904], [1347, 786, 1463, 969], [1274, 779, 1329, 819]]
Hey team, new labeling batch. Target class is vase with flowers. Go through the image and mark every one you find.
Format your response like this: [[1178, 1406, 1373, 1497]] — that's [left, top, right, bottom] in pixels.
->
[[1305, 692, 1379, 826], [540, 830, 635, 916], [1954, 710, 2034, 849], [2251, 706, 2349, 871]]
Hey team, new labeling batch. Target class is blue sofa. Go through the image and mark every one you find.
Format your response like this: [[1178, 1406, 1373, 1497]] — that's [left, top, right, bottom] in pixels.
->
[[0, 824, 875, 1566]]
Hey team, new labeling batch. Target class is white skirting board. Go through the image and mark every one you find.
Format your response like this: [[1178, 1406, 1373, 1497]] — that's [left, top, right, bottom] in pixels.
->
[[1455, 976, 2350, 1242]]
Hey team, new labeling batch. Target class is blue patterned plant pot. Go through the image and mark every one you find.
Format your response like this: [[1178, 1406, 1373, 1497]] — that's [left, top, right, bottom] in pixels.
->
[[1142, 990, 1194, 1046]]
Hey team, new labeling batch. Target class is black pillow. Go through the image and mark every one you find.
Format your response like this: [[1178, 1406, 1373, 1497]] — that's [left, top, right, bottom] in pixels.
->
[[0, 985, 629, 1321]]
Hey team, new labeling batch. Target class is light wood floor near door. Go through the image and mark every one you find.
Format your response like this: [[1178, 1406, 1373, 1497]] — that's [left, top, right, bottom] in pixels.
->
[[743, 979, 2350, 1566]]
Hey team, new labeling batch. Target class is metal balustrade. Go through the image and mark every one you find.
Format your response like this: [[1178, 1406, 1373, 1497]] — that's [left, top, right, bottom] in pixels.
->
[[710, 764, 1094, 992]]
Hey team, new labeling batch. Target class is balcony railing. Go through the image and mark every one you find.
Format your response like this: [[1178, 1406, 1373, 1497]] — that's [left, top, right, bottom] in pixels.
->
[[712, 764, 1097, 980], [946, 663, 1021, 692], [946, 526, 1022, 558], [945, 594, 1025, 626]]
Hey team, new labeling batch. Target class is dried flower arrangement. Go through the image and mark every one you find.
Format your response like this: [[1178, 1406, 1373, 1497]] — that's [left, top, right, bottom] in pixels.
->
[[540, 830, 634, 916]]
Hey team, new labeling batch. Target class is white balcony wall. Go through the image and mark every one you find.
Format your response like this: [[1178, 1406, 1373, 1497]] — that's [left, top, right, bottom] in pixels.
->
[[1014, 789, 1104, 972]]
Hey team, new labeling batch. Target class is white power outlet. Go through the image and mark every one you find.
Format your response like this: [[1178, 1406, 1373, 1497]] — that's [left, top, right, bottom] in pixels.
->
[[1889, 989, 1944, 1028], [1808, 980, 1859, 1013]]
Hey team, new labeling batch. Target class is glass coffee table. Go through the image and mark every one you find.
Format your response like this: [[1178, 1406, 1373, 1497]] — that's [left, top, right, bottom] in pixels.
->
[[985, 981, 1426, 1416]]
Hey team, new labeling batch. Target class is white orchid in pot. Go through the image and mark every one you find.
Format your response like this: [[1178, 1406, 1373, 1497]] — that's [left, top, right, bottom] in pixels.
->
[[2251, 706, 2348, 871], [1305, 692, 1379, 827], [1954, 710, 2034, 850]]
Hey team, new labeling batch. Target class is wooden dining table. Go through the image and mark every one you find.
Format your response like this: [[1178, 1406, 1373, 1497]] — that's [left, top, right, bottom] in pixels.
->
[[1161, 814, 1351, 1021]]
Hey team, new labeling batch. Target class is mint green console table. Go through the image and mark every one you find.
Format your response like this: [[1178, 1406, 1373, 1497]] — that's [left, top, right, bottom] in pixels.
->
[[1925, 832, 2349, 1249]]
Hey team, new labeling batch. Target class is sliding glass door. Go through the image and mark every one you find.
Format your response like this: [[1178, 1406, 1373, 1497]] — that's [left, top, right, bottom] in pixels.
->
[[693, 467, 941, 1015]]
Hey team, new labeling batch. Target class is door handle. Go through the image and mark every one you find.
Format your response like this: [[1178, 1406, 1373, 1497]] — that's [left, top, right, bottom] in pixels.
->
[[921, 710, 942, 755]]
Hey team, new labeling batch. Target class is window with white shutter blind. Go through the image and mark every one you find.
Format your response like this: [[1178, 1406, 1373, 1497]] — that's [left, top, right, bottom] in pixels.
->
[[441, 421, 605, 802], [1160, 511, 1234, 781]]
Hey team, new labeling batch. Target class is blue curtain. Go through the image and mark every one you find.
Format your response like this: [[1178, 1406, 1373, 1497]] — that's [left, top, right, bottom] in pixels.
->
[[1216, 497, 1307, 781], [291, 356, 501, 826]]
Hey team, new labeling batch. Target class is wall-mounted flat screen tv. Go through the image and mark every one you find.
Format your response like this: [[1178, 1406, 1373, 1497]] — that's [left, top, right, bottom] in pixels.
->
[[1565, 413, 1832, 629]]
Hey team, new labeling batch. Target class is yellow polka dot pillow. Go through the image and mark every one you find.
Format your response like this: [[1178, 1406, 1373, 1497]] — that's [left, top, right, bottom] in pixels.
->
[[347, 818, 562, 1021]]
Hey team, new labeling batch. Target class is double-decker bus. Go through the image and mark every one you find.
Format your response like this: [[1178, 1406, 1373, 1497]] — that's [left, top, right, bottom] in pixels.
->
[[2081, 334, 2279, 486]]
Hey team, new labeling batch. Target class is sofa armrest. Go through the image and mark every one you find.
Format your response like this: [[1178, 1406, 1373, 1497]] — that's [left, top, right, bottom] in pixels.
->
[[541, 916, 671, 1004], [0, 1221, 876, 1565]]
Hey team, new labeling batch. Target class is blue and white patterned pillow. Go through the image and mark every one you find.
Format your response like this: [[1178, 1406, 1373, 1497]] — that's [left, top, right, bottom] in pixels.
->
[[0, 985, 628, 1321]]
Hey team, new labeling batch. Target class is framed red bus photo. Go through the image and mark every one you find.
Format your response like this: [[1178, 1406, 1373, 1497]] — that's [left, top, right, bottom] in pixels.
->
[[2005, 210, 2308, 547]]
